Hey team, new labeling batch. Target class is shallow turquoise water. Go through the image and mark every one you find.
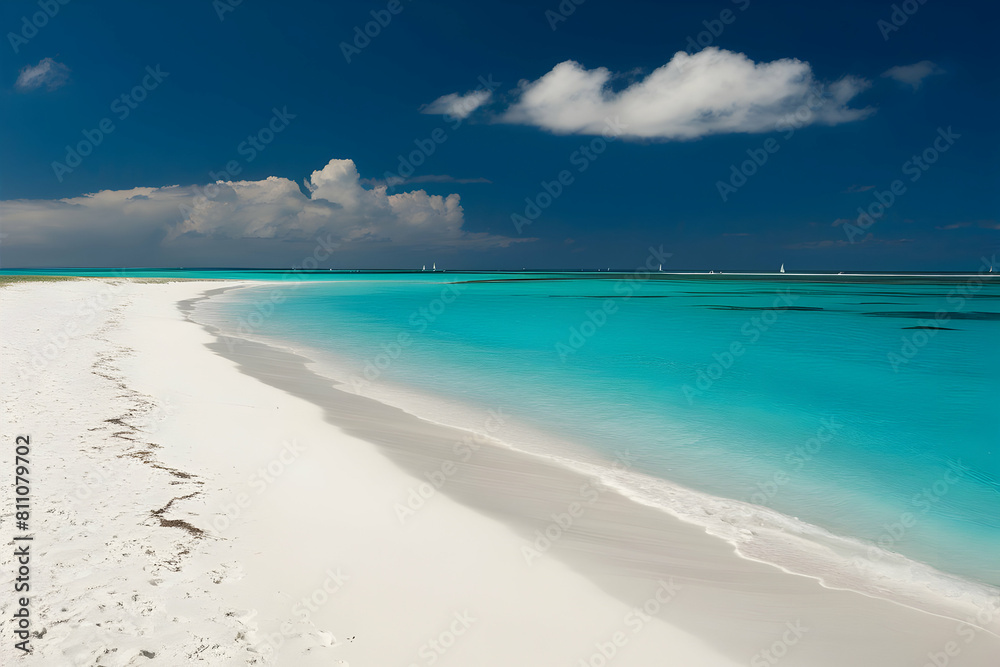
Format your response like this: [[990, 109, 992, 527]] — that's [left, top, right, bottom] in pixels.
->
[[14, 269, 998, 587], [212, 271, 1000, 588]]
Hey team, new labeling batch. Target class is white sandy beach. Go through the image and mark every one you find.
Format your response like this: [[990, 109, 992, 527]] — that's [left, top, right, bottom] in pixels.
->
[[2, 278, 999, 666]]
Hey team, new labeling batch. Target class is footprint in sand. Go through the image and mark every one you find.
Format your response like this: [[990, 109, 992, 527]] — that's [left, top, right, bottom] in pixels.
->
[[312, 630, 338, 647], [208, 561, 245, 584]]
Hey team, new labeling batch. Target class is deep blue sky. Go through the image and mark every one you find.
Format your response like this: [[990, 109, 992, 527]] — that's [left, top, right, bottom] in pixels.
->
[[1, 0, 997, 270]]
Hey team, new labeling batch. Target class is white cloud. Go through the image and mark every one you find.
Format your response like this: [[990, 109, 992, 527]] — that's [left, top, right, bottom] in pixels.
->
[[15, 57, 70, 92], [881, 61, 944, 90], [421, 89, 492, 119], [0, 159, 526, 265], [499, 48, 872, 140]]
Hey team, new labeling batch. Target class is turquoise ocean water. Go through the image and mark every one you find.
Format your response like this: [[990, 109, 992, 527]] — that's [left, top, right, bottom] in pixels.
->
[[11, 268, 999, 595]]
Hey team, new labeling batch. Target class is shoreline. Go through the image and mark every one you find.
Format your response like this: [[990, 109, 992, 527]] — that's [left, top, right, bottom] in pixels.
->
[[182, 282, 1000, 662], [193, 281, 1000, 614], [2, 278, 998, 665]]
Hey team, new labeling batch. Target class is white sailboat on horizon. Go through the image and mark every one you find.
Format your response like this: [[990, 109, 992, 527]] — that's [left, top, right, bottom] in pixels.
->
[[780, 263, 785, 274]]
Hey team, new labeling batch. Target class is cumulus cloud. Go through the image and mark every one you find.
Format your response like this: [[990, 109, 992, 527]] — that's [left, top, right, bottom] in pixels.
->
[[882, 61, 944, 90], [15, 57, 70, 91], [421, 89, 492, 119], [499, 48, 871, 140], [0, 158, 526, 266]]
